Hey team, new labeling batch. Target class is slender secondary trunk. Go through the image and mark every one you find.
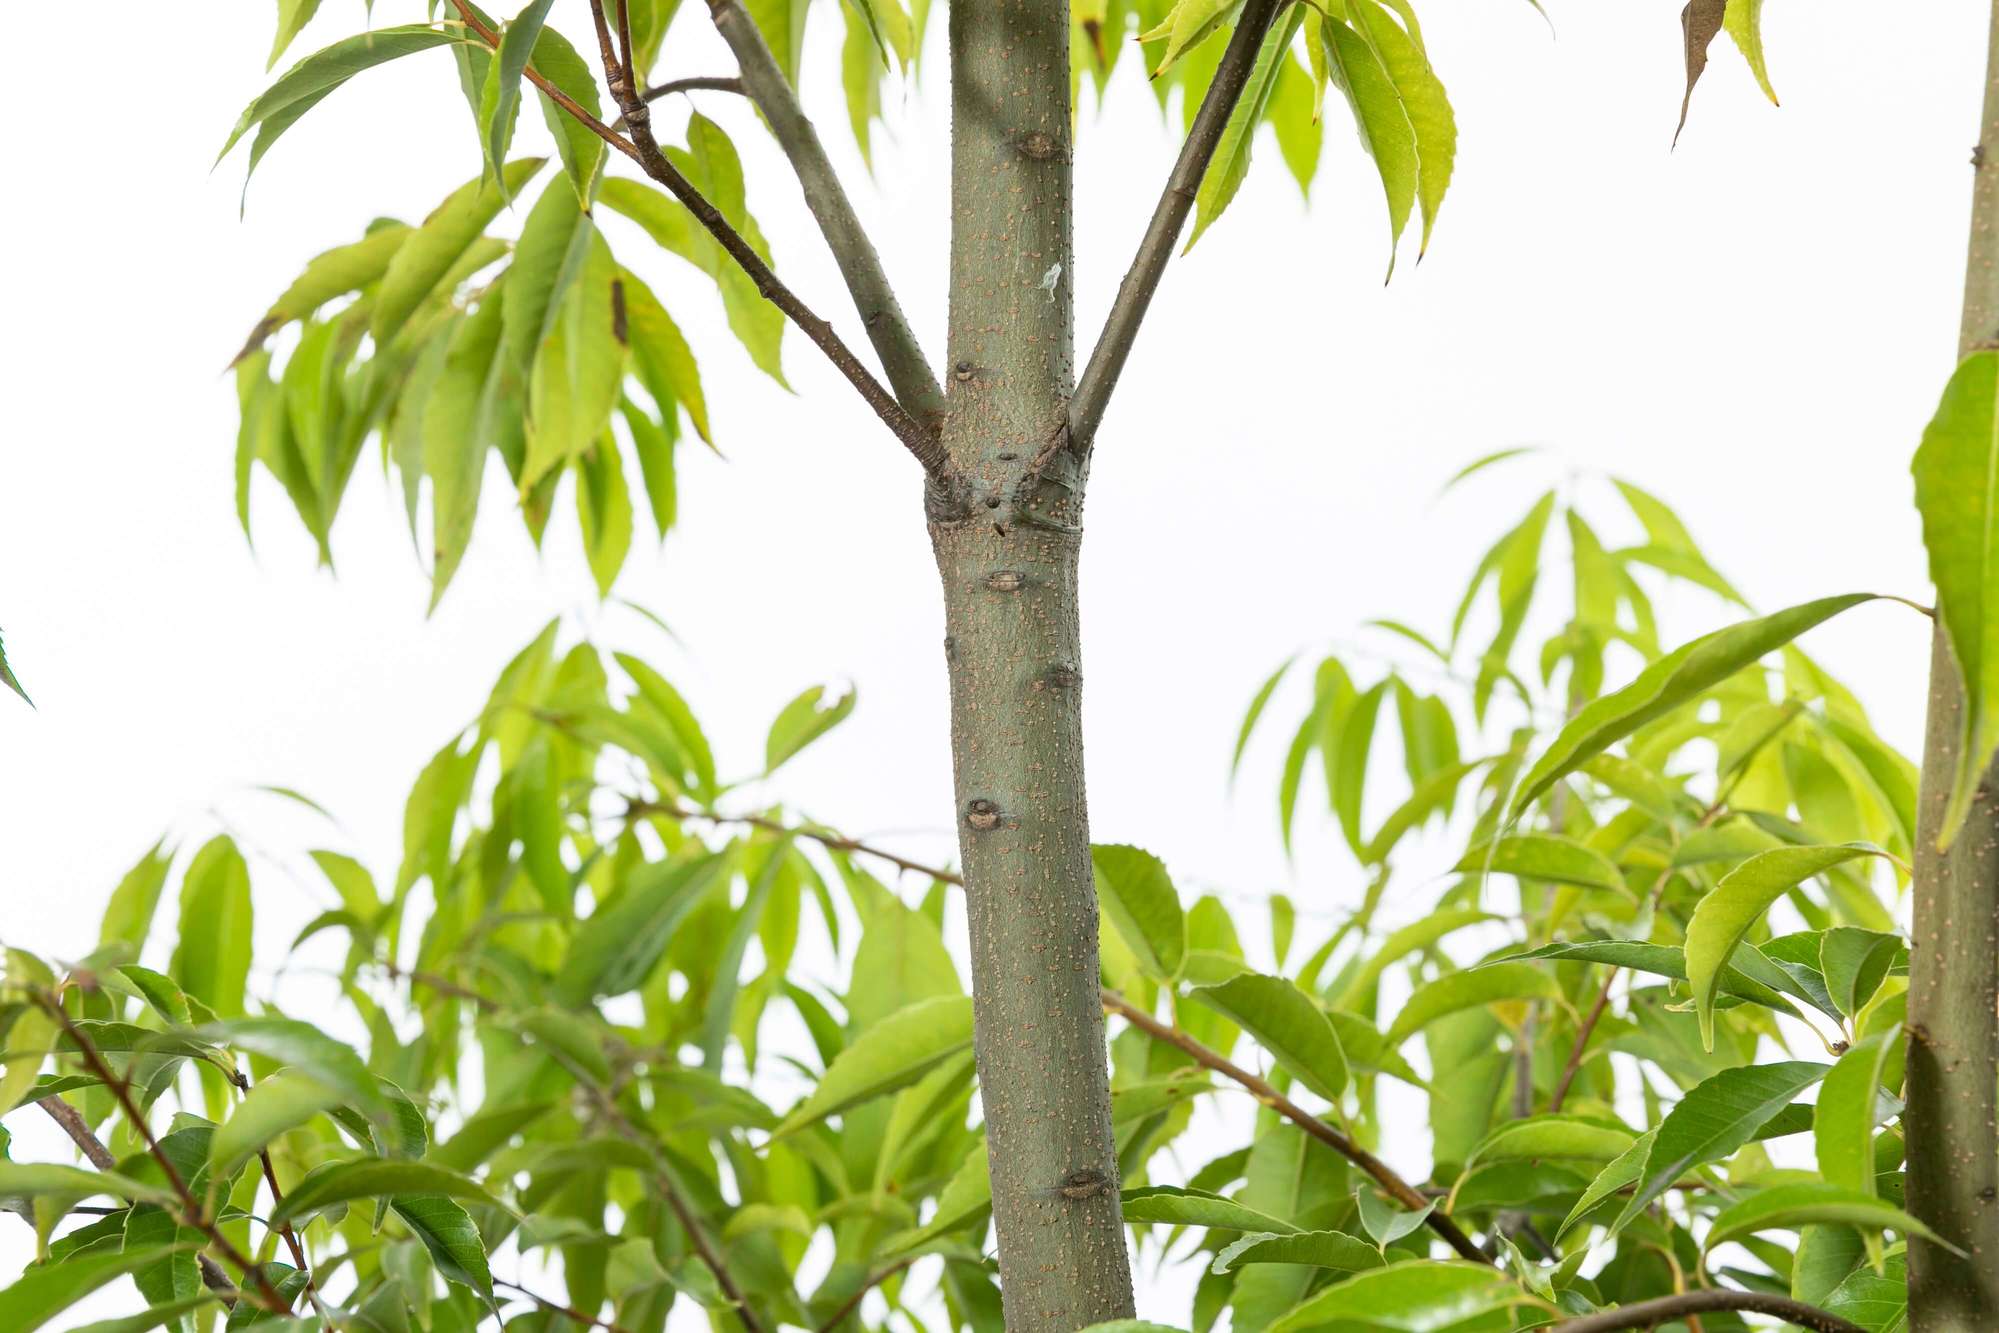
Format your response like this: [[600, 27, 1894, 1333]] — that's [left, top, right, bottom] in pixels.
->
[[929, 3, 1136, 1328], [1907, 9, 1999, 1326]]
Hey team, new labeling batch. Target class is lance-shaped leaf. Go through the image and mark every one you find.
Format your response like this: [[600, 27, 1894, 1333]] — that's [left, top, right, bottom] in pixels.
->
[[372, 159, 546, 349], [883, 1142, 991, 1254], [424, 281, 508, 608], [1509, 594, 1879, 820], [1558, 1130, 1652, 1236], [1461, 1115, 1637, 1175], [0, 1241, 196, 1333], [775, 995, 973, 1136], [1346, 0, 1455, 256], [269, 1159, 501, 1227], [765, 684, 856, 774], [1703, 1183, 1956, 1256], [1337, 909, 1498, 1008], [1815, 1028, 1901, 1198], [1723, 0, 1777, 104], [1454, 836, 1626, 895], [1092, 845, 1188, 981], [1823, 1250, 1909, 1329], [481, 0, 557, 187], [393, 1194, 495, 1299], [1610, 1061, 1829, 1234], [1355, 1189, 1434, 1249], [1140, 0, 1238, 78], [1819, 927, 1905, 1019], [1188, 7, 1305, 248], [187, 1018, 390, 1123], [67, 1294, 221, 1333], [208, 1068, 346, 1177], [1385, 962, 1560, 1046], [1503, 940, 1798, 1015], [1211, 1229, 1383, 1275], [1321, 15, 1417, 269], [0, 1162, 176, 1209], [1265, 1260, 1528, 1332], [219, 26, 468, 173], [1120, 1185, 1300, 1234], [1190, 971, 1347, 1101], [1913, 349, 1999, 847], [170, 836, 253, 1019], [1684, 844, 1886, 1049], [554, 852, 731, 1004]]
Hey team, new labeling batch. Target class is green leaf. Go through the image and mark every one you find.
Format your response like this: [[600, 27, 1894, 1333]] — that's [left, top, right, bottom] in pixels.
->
[[1355, 1189, 1434, 1249], [1187, 7, 1305, 249], [1823, 1249, 1909, 1330], [0, 1241, 196, 1333], [1454, 835, 1626, 895], [1385, 962, 1560, 1046], [1233, 657, 1295, 782], [393, 1194, 495, 1299], [208, 1069, 345, 1177], [1461, 1115, 1637, 1174], [1913, 349, 1999, 847], [576, 434, 634, 597], [1321, 15, 1417, 269], [1188, 971, 1346, 1102], [1558, 1130, 1652, 1236], [1819, 927, 1904, 1019], [68, 1294, 222, 1333], [764, 684, 856, 774], [482, 0, 557, 188], [189, 1019, 389, 1124], [424, 279, 508, 608], [1610, 1061, 1830, 1234], [528, 26, 609, 203], [1140, 0, 1238, 78], [0, 630, 30, 707], [0, 1162, 176, 1208], [1815, 1029, 1900, 1198], [553, 853, 731, 1004], [776, 995, 973, 1135], [1119, 1185, 1300, 1235], [1346, 0, 1455, 256], [1504, 940, 1797, 1015], [1336, 909, 1498, 1008], [1092, 845, 1188, 981], [1211, 1229, 1382, 1276], [1509, 594, 1880, 819], [522, 230, 628, 490], [269, 1159, 501, 1227], [1685, 844, 1886, 1048], [170, 836, 253, 1018], [220, 26, 468, 176], [883, 1143, 991, 1254], [372, 159, 545, 349], [615, 655, 717, 798], [1722, 0, 1777, 104], [1265, 1260, 1527, 1332], [1705, 1183, 1955, 1255], [267, 0, 324, 68], [97, 839, 171, 962]]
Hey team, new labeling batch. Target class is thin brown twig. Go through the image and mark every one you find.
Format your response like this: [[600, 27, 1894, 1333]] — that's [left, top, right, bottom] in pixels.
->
[[257, 1147, 312, 1281], [817, 1256, 915, 1332], [496, 1275, 632, 1333], [442, 0, 947, 478], [1546, 1289, 1862, 1333], [623, 799, 963, 885], [34, 993, 289, 1311], [1069, 0, 1286, 450], [1099, 987, 1491, 1265], [36, 1097, 240, 1305]]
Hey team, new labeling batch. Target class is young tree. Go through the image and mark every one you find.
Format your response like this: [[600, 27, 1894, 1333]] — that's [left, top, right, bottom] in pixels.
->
[[214, 2, 1462, 1326]]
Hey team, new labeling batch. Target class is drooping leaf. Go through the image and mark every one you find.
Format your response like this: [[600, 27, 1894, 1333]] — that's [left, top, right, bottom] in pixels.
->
[[393, 1194, 495, 1299], [68, 1294, 222, 1333], [1685, 844, 1885, 1048], [1723, 0, 1777, 105], [553, 853, 731, 1004], [170, 836, 253, 1019], [1210, 1229, 1382, 1276], [1703, 1183, 1954, 1255], [1264, 1261, 1527, 1332], [1454, 835, 1626, 895], [1120, 1185, 1300, 1235], [0, 1241, 196, 1333], [0, 630, 31, 708], [775, 995, 973, 1135], [1509, 595, 1879, 819], [1189, 971, 1346, 1102], [1814, 1029, 1900, 1199], [268, 1159, 501, 1227], [1675, 0, 1727, 144], [1188, 7, 1304, 248], [1385, 962, 1561, 1046], [481, 0, 558, 188], [208, 1068, 347, 1177], [372, 158, 545, 349], [1912, 349, 1999, 848], [1092, 845, 1188, 981], [189, 1019, 389, 1124], [764, 684, 856, 774]]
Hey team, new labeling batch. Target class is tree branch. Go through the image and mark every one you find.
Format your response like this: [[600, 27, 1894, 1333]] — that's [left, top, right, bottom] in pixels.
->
[[34, 994, 289, 1311], [1099, 987, 1490, 1265], [1547, 1290, 1863, 1333], [441, 0, 949, 479], [704, 0, 948, 434], [1069, 0, 1286, 450], [495, 1276, 632, 1333], [622, 799, 962, 885]]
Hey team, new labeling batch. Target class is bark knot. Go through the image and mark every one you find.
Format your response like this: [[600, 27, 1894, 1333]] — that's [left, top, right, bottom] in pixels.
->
[[986, 570, 1028, 592], [965, 799, 1003, 831]]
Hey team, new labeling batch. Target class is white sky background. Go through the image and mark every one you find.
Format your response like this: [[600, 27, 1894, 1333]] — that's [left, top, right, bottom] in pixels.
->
[[0, 0, 1989, 1325]]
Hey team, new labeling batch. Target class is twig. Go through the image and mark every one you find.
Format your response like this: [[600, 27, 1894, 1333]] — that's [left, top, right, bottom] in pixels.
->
[[1547, 1290, 1863, 1333], [1068, 0, 1286, 450], [495, 1276, 632, 1333], [1547, 973, 1614, 1113], [257, 1148, 312, 1281], [442, 0, 948, 478], [1099, 987, 1490, 1265], [704, 0, 948, 433], [34, 993, 289, 1311], [817, 1256, 915, 1332], [622, 799, 963, 885], [384, 966, 764, 1333]]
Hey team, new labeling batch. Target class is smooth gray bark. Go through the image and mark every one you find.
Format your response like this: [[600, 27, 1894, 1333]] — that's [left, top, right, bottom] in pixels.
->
[[930, 2, 1135, 1328], [1908, 6, 1999, 1325]]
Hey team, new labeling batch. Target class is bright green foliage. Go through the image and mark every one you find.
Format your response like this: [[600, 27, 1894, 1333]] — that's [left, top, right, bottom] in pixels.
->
[[0, 629, 30, 708], [3, 461, 1929, 1329]]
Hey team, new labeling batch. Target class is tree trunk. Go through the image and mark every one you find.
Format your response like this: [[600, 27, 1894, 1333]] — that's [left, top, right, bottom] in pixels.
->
[[1907, 8, 1999, 1326], [930, 2, 1136, 1328]]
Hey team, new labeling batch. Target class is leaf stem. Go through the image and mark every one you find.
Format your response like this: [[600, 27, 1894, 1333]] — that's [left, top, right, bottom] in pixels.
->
[[1545, 1289, 1862, 1333]]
